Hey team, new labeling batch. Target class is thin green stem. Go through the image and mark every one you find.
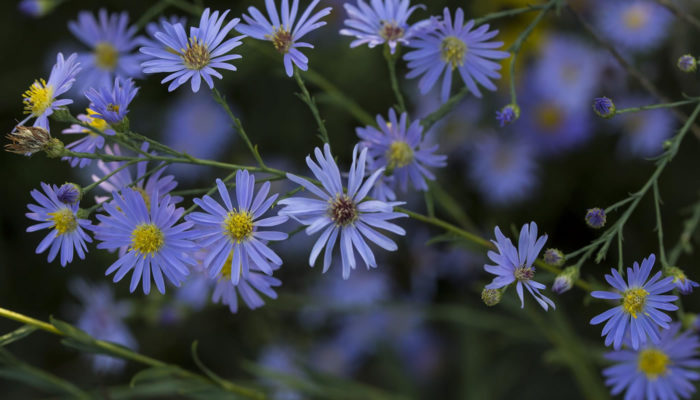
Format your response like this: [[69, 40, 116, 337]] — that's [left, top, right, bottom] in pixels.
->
[[421, 87, 470, 132], [212, 88, 267, 168], [653, 181, 669, 268], [473, 3, 550, 25], [293, 68, 330, 144], [615, 98, 700, 115], [384, 45, 406, 113], [654, 0, 700, 32], [82, 160, 138, 193]]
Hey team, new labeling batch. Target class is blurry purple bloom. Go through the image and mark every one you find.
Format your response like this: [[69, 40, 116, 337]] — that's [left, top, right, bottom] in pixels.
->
[[84, 77, 138, 124], [595, 0, 672, 52]]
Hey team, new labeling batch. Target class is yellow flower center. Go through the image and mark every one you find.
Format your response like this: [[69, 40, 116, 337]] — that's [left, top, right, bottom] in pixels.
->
[[47, 208, 77, 235], [638, 348, 670, 380], [130, 223, 164, 256], [270, 28, 293, 54], [223, 211, 254, 243], [386, 140, 414, 169], [623, 5, 649, 30], [441, 36, 467, 70], [536, 104, 563, 131], [94, 42, 119, 70], [22, 79, 54, 116], [181, 37, 211, 70], [623, 287, 649, 318], [134, 187, 151, 211], [83, 108, 109, 136]]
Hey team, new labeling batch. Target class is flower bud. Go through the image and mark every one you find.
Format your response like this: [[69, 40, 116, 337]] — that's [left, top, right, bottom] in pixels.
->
[[56, 183, 82, 205], [495, 104, 520, 127], [543, 248, 565, 267], [677, 54, 697, 73], [552, 266, 579, 294], [592, 97, 615, 119], [481, 288, 502, 306], [50, 107, 73, 123], [585, 208, 606, 229]]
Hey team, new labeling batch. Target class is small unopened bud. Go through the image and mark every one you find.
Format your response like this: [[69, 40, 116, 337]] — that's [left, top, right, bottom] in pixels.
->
[[50, 107, 73, 123], [585, 208, 606, 229], [677, 54, 697, 73], [56, 183, 81, 205], [5, 126, 52, 155], [481, 288, 502, 306], [111, 117, 130, 133], [592, 97, 615, 118], [44, 137, 65, 158], [543, 248, 565, 267], [552, 266, 579, 294], [495, 104, 520, 127]]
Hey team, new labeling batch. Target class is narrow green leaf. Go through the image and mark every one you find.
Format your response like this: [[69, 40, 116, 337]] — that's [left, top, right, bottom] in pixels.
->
[[49, 316, 93, 341], [0, 325, 37, 347]]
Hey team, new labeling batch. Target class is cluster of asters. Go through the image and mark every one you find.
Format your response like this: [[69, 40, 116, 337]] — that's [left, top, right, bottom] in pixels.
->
[[8, 0, 700, 397]]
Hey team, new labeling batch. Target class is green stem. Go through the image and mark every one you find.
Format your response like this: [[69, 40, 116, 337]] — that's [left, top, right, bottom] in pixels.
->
[[82, 160, 138, 193], [212, 88, 267, 168], [473, 3, 550, 25], [384, 45, 406, 113], [653, 181, 669, 268], [293, 68, 330, 144], [615, 98, 700, 115], [420, 87, 470, 132]]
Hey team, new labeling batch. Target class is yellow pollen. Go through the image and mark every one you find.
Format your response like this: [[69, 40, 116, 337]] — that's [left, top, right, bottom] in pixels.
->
[[638, 348, 670, 380], [94, 42, 119, 70], [83, 108, 109, 136], [623, 287, 649, 318], [623, 5, 649, 30], [181, 37, 211, 70], [107, 104, 120, 113], [441, 36, 467, 70], [269, 28, 293, 54], [537, 104, 563, 131], [134, 187, 151, 211], [130, 223, 164, 256], [22, 79, 54, 116], [386, 141, 414, 169], [223, 211, 254, 243], [47, 208, 77, 235], [220, 251, 243, 280]]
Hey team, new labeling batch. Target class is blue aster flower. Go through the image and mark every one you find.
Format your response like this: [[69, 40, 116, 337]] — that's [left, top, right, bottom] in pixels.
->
[[615, 96, 675, 158], [468, 134, 538, 206], [484, 222, 554, 310], [404, 7, 509, 103], [495, 104, 519, 127], [84, 77, 138, 124], [665, 266, 699, 295], [339, 0, 426, 54], [91, 144, 182, 207], [186, 171, 289, 284], [603, 323, 700, 400], [278, 144, 407, 279], [211, 255, 282, 313], [140, 8, 244, 92], [18, 52, 80, 132], [161, 90, 233, 181], [237, 0, 332, 77], [26, 182, 93, 267], [591, 254, 678, 350], [18, 0, 58, 18], [55, 183, 81, 205], [62, 107, 114, 168], [531, 36, 603, 112], [94, 188, 195, 294], [68, 9, 143, 92], [595, 0, 672, 52], [138, 16, 188, 49], [356, 108, 446, 194], [69, 279, 136, 373]]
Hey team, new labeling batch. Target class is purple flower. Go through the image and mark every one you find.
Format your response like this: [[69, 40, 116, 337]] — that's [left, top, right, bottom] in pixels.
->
[[68, 9, 143, 92], [237, 0, 332, 77], [590, 254, 678, 350], [519, 94, 593, 155], [615, 96, 675, 158], [278, 144, 407, 279], [339, 0, 426, 54], [19, 52, 81, 132], [55, 183, 80, 205], [94, 188, 195, 294], [603, 323, 700, 400], [495, 104, 519, 127], [356, 108, 446, 194], [404, 7, 509, 102], [186, 172, 288, 284], [593, 97, 615, 118], [666, 266, 700, 295], [595, 0, 672, 52], [585, 208, 606, 229], [140, 8, 243, 92], [26, 182, 93, 267], [62, 107, 114, 168], [18, 0, 58, 18], [484, 222, 554, 310], [212, 266, 281, 313], [69, 279, 136, 373], [84, 77, 138, 124]]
